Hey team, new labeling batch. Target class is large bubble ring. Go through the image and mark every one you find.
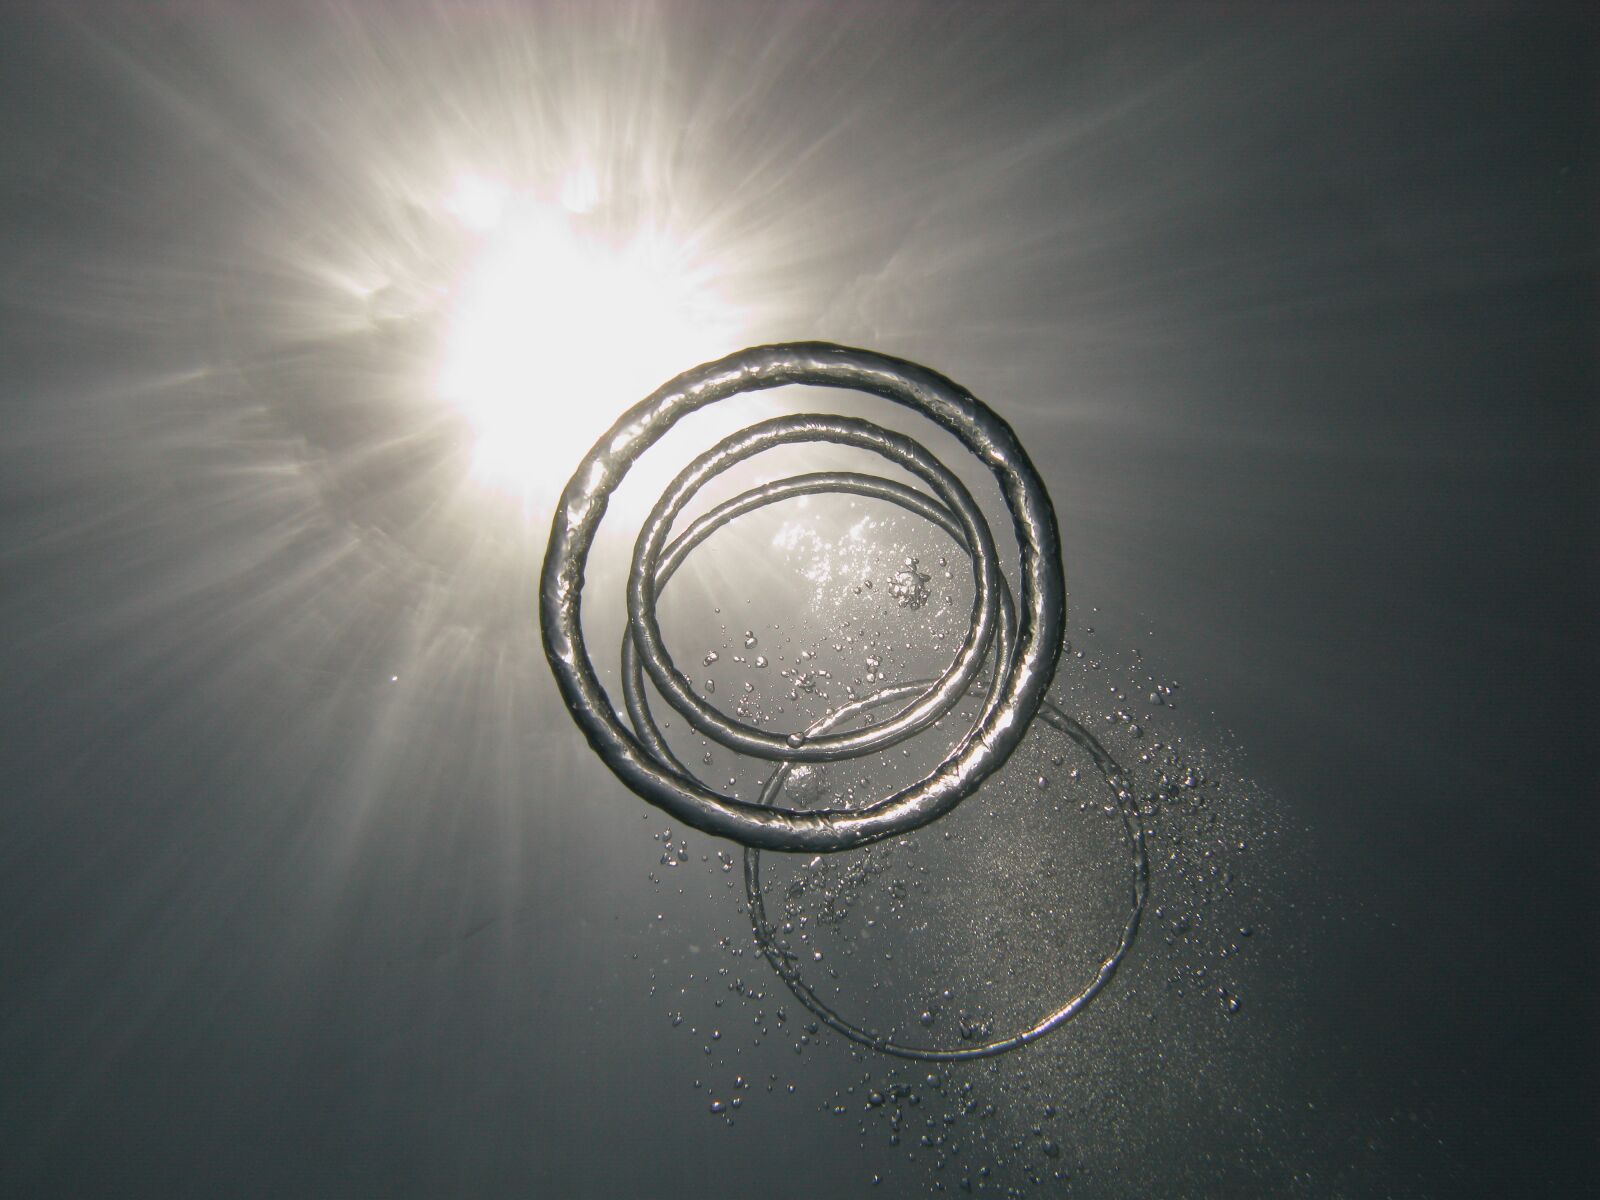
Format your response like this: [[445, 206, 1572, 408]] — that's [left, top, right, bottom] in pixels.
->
[[540, 342, 1065, 852]]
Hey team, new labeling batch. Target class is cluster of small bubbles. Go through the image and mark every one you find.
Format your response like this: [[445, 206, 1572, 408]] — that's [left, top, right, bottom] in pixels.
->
[[783, 764, 827, 809], [956, 1011, 993, 1043], [889, 557, 933, 609], [654, 826, 691, 868], [733, 691, 775, 729], [783, 668, 830, 702], [803, 1062, 1095, 1194], [1083, 635, 1266, 1033], [772, 841, 897, 933]]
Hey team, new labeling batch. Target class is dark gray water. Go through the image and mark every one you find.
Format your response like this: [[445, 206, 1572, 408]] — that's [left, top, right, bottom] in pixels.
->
[[2, 3, 1593, 1196]]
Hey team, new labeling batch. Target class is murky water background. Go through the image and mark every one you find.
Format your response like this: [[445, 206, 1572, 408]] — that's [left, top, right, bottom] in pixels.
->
[[1, 4, 1592, 1196]]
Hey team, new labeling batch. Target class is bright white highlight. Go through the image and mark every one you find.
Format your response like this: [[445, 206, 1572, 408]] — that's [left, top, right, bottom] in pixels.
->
[[444, 174, 510, 232], [437, 174, 736, 496]]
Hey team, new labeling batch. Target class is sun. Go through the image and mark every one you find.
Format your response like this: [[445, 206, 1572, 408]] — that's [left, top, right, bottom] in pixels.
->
[[435, 174, 738, 502]]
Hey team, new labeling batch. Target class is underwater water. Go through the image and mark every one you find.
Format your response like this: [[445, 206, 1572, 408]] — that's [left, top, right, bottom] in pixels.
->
[[1, 3, 1593, 1197]]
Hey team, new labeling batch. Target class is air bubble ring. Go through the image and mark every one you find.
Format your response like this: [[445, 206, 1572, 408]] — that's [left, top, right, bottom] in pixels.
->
[[621, 470, 1016, 787], [627, 414, 1001, 763], [540, 342, 1065, 852]]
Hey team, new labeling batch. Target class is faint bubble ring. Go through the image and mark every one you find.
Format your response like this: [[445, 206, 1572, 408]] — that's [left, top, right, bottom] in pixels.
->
[[744, 682, 1149, 1061]]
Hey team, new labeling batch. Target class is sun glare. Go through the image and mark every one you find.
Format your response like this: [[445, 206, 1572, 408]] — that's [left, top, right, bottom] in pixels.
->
[[436, 174, 737, 500]]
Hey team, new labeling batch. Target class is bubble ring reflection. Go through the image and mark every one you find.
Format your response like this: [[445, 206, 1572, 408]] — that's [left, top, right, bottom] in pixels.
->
[[541, 343, 1065, 852]]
